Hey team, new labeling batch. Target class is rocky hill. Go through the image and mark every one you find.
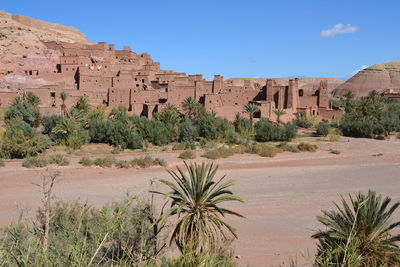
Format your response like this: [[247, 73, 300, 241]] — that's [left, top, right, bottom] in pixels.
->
[[0, 11, 93, 90], [332, 61, 400, 97]]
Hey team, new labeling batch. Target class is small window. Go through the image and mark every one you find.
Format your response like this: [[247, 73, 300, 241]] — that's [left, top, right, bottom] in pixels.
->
[[299, 89, 304, 97]]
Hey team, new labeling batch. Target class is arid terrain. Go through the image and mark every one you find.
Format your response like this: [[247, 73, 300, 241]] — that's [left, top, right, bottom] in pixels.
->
[[0, 137, 399, 266]]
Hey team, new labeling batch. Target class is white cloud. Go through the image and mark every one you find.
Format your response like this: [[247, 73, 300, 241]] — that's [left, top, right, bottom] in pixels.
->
[[321, 24, 359, 38]]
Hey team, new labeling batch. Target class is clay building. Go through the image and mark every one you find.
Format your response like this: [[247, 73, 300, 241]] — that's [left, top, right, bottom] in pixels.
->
[[0, 40, 342, 122]]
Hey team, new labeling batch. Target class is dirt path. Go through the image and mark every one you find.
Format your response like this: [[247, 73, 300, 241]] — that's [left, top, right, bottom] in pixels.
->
[[0, 137, 399, 266]]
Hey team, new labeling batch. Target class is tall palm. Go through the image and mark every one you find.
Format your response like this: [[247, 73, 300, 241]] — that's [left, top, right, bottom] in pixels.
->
[[312, 190, 400, 266], [182, 97, 204, 120], [60, 91, 68, 117], [273, 108, 286, 125], [244, 103, 259, 128], [76, 96, 90, 113], [153, 162, 244, 254]]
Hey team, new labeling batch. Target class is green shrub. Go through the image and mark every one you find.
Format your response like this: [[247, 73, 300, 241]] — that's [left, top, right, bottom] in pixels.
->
[[330, 149, 341, 155], [180, 120, 198, 142], [79, 157, 94, 167], [22, 156, 48, 168], [1, 123, 51, 159], [48, 154, 70, 166], [254, 119, 297, 142], [153, 157, 167, 167], [297, 142, 318, 152], [179, 150, 196, 159], [202, 146, 239, 160], [108, 118, 143, 149], [0, 158, 5, 167], [65, 130, 90, 150], [88, 116, 110, 143], [316, 123, 329, 136], [0, 198, 159, 266], [295, 116, 313, 128], [196, 114, 236, 142], [94, 157, 116, 168], [4, 95, 41, 127], [115, 160, 131, 168]]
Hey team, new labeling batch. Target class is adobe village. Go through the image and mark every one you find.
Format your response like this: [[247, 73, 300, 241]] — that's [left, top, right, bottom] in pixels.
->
[[0, 10, 400, 267]]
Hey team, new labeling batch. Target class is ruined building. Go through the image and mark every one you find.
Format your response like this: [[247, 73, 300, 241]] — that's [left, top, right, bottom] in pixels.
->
[[0, 41, 342, 122]]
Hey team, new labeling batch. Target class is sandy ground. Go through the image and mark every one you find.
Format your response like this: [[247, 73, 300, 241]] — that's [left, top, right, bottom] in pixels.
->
[[0, 137, 399, 266]]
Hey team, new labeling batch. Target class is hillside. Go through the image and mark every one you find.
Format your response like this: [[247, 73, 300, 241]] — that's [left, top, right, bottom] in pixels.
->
[[333, 61, 400, 97]]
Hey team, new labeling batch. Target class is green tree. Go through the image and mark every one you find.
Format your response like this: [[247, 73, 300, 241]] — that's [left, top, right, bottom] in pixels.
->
[[273, 108, 286, 125], [182, 97, 205, 120], [153, 162, 244, 254], [243, 103, 260, 128], [313, 191, 400, 266], [4, 95, 41, 127], [60, 91, 68, 116]]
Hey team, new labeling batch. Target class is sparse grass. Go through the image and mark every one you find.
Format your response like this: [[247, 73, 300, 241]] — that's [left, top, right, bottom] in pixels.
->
[[251, 143, 280, 157], [48, 154, 70, 166], [172, 142, 196, 151], [328, 128, 342, 142], [131, 155, 166, 168], [202, 146, 240, 160], [111, 146, 123, 154], [179, 150, 196, 160], [276, 142, 300, 153], [0, 158, 5, 167], [79, 157, 94, 167], [330, 149, 341, 155], [115, 160, 131, 168], [22, 156, 48, 168], [93, 157, 116, 168], [297, 142, 318, 152], [372, 153, 383, 157]]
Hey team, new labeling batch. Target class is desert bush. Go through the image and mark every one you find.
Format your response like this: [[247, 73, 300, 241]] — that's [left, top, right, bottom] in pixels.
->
[[22, 156, 48, 168], [330, 149, 341, 155], [1, 121, 51, 159], [172, 142, 187, 150], [254, 119, 297, 142], [276, 142, 300, 153], [297, 142, 317, 152], [316, 123, 329, 136], [65, 130, 90, 149], [94, 157, 116, 168], [202, 147, 237, 160], [153, 157, 167, 167], [295, 113, 313, 128], [79, 157, 94, 166], [0, 158, 5, 167], [48, 154, 70, 166], [179, 119, 198, 143], [0, 198, 160, 266], [251, 143, 281, 157], [131, 155, 165, 168], [328, 128, 342, 142], [111, 146, 123, 154], [115, 160, 131, 168], [179, 150, 196, 160]]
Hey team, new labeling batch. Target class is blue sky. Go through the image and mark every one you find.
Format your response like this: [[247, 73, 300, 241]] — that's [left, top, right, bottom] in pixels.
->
[[3, 0, 399, 80]]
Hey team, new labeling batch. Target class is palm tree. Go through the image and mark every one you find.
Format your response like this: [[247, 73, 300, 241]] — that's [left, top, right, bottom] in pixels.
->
[[76, 96, 90, 113], [273, 108, 286, 125], [153, 162, 244, 254], [60, 91, 68, 116], [244, 103, 259, 128], [312, 190, 400, 266], [182, 97, 204, 120]]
